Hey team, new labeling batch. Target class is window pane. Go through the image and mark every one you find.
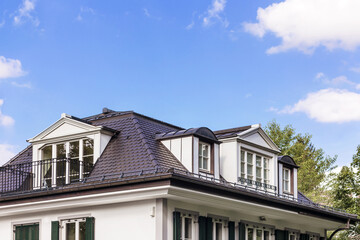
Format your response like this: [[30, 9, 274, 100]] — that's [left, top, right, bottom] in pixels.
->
[[70, 159, 80, 182], [56, 160, 66, 186], [83, 156, 94, 177], [263, 158, 268, 169], [83, 139, 94, 156], [284, 169, 289, 180], [69, 141, 79, 159], [15, 224, 39, 240], [264, 170, 268, 180], [256, 168, 261, 178], [199, 156, 203, 169], [264, 231, 270, 240], [203, 145, 209, 157], [216, 223, 222, 240], [203, 157, 208, 170], [185, 218, 192, 239], [241, 151, 245, 162], [256, 156, 261, 167], [248, 228, 254, 240], [42, 145, 52, 160], [79, 222, 86, 240], [241, 163, 245, 174], [247, 153, 253, 164], [256, 229, 262, 240], [66, 222, 75, 240], [56, 144, 66, 159]]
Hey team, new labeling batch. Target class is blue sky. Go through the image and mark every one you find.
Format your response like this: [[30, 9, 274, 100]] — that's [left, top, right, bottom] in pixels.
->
[[1, 0, 360, 168]]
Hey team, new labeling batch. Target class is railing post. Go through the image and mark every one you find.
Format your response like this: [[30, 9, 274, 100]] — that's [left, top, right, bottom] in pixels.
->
[[65, 158, 70, 185]]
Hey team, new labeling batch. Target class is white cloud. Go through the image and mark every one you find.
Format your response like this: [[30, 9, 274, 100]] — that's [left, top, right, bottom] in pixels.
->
[[0, 20, 4, 28], [186, 21, 194, 30], [13, 0, 39, 27], [277, 89, 360, 123], [203, 0, 228, 27], [350, 66, 360, 73], [11, 81, 31, 88], [316, 73, 360, 90], [142, 8, 161, 21], [0, 100, 14, 127], [0, 144, 17, 166], [244, 0, 360, 54], [76, 7, 95, 21], [0, 56, 26, 79]]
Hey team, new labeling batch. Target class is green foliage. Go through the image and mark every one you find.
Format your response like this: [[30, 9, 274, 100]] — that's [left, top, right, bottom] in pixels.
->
[[331, 145, 360, 216], [265, 120, 337, 195]]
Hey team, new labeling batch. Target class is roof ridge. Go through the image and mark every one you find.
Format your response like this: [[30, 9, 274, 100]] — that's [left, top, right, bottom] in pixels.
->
[[131, 116, 158, 167]]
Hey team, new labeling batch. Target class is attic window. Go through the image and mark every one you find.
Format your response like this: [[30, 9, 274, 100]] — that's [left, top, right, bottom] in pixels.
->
[[39, 138, 94, 187], [199, 142, 211, 172], [283, 168, 291, 193]]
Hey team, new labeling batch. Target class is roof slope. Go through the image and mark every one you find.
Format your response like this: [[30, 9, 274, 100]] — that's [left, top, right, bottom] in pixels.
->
[[87, 112, 186, 177]]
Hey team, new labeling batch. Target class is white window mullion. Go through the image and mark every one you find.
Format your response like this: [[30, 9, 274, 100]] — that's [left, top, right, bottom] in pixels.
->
[[244, 151, 247, 179], [79, 139, 84, 180], [52, 144, 57, 186], [65, 142, 70, 184], [75, 221, 79, 240]]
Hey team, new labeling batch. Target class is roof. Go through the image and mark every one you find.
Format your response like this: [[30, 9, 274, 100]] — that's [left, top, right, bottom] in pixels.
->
[[155, 127, 221, 143], [1, 109, 357, 222], [214, 126, 252, 139], [278, 155, 300, 168]]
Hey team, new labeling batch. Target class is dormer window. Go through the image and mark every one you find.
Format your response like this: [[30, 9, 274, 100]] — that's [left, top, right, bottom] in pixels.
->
[[39, 138, 94, 187], [199, 142, 211, 172], [283, 168, 291, 193], [240, 150, 271, 186]]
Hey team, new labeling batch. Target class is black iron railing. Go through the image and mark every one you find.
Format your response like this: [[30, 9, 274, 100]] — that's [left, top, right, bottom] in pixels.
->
[[0, 159, 93, 194], [237, 177, 277, 191]]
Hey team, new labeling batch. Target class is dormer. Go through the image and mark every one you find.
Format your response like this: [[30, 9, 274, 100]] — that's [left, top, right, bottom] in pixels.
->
[[156, 127, 221, 179], [27, 113, 116, 188], [215, 124, 281, 192], [278, 155, 299, 198]]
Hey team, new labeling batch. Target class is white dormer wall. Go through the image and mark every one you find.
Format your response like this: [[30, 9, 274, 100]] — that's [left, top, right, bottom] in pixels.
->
[[278, 162, 298, 199], [219, 125, 280, 191], [161, 136, 193, 172], [161, 136, 220, 179], [28, 114, 114, 164]]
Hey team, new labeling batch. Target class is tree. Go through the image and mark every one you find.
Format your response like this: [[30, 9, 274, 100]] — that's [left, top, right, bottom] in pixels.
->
[[265, 120, 337, 196], [331, 145, 360, 216]]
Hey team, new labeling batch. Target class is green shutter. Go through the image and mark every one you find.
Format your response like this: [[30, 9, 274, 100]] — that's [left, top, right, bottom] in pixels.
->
[[206, 217, 213, 240], [276, 230, 285, 240], [239, 222, 246, 240], [228, 221, 235, 240], [16, 224, 39, 240], [320, 237, 325, 240], [173, 212, 181, 240], [51, 221, 59, 240], [199, 216, 207, 240], [85, 217, 95, 240], [284, 230, 289, 240]]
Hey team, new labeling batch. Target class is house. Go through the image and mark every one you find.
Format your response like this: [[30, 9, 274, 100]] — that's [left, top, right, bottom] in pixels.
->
[[0, 108, 357, 240]]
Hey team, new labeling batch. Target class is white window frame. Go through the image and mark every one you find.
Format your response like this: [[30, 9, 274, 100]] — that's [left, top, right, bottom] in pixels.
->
[[283, 168, 291, 194], [239, 150, 272, 187], [212, 218, 227, 240], [245, 223, 274, 240], [60, 217, 87, 240], [38, 138, 94, 188], [199, 142, 211, 172]]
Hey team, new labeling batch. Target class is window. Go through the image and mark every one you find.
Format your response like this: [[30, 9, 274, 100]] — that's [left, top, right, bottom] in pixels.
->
[[289, 233, 299, 240], [246, 226, 271, 240], [61, 218, 86, 240], [14, 223, 39, 240], [263, 158, 270, 185], [180, 213, 195, 240], [283, 168, 291, 193], [239, 150, 271, 187], [199, 142, 211, 172], [39, 138, 94, 187], [213, 219, 225, 240]]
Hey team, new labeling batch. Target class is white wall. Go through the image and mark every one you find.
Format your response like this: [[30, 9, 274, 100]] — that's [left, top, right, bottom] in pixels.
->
[[219, 140, 238, 183], [0, 199, 157, 240]]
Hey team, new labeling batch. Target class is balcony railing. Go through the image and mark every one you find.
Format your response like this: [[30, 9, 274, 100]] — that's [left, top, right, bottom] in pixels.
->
[[237, 177, 277, 191], [0, 158, 93, 194]]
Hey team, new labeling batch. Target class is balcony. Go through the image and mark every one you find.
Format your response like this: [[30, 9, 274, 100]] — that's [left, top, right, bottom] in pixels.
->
[[237, 177, 277, 192], [0, 158, 93, 194]]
